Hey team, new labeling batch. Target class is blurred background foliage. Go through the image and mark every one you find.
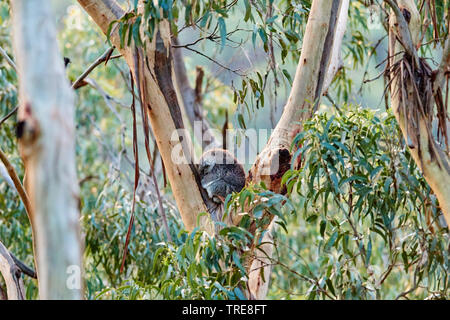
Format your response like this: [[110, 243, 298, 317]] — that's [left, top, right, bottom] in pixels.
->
[[0, 0, 448, 299]]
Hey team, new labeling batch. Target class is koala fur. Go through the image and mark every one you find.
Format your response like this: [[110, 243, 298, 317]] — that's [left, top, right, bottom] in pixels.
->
[[198, 149, 246, 223]]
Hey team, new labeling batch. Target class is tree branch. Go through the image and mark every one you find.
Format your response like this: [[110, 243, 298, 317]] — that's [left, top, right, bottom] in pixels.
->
[[323, 0, 349, 94], [387, 0, 450, 225], [384, 0, 420, 68], [172, 37, 218, 150], [9, 252, 37, 279], [0, 45, 17, 71], [77, 0, 124, 37], [433, 37, 450, 95], [0, 241, 25, 300], [0, 148, 33, 223], [77, 0, 215, 234], [0, 106, 19, 128], [72, 46, 119, 89]]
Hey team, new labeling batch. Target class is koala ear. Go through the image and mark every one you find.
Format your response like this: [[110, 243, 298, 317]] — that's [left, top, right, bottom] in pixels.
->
[[199, 162, 212, 175]]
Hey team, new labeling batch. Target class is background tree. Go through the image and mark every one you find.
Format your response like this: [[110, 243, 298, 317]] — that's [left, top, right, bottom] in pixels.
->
[[0, 0, 83, 299]]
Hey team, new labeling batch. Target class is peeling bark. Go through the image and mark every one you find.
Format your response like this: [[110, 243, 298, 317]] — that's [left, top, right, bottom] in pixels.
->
[[77, 0, 216, 234], [248, 0, 345, 193], [323, 0, 349, 93], [172, 38, 218, 150], [387, 0, 450, 225], [77, 0, 350, 300]]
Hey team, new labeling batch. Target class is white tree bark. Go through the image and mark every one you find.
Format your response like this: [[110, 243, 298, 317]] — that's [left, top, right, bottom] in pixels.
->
[[387, 0, 450, 226], [323, 0, 349, 93], [11, 0, 83, 299], [0, 241, 25, 300], [77, 0, 216, 235], [247, 0, 348, 299]]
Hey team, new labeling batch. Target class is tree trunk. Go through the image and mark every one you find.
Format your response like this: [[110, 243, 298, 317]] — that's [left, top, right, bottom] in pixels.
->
[[172, 38, 218, 150], [246, 0, 348, 299], [77, 0, 217, 235], [387, 0, 450, 226], [77, 0, 349, 299], [11, 0, 83, 299]]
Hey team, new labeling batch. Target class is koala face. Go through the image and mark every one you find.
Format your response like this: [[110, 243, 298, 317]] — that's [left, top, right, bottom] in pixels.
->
[[198, 158, 214, 177], [198, 149, 246, 203], [200, 171, 222, 201]]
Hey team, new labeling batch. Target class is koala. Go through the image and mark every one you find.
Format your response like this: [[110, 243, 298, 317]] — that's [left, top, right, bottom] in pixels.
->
[[198, 149, 246, 221]]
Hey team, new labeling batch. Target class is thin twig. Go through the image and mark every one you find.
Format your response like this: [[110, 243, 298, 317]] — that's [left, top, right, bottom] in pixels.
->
[[358, 35, 387, 91], [72, 47, 120, 89], [0, 45, 17, 71], [0, 145, 38, 287], [0, 148, 33, 223], [182, 46, 245, 77], [0, 241, 25, 300], [171, 35, 216, 48], [9, 252, 37, 279], [0, 106, 18, 128], [84, 78, 125, 121]]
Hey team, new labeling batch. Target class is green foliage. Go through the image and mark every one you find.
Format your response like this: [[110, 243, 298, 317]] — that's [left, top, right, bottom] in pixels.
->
[[225, 182, 294, 236], [79, 166, 249, 300], [270, 106, 448, 299], [105, 0, 313, 130], [0, 0, 38, 299], [85, 190, 248, 300], [0, 1, 16, 122], [0, 0, 448, 301]]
